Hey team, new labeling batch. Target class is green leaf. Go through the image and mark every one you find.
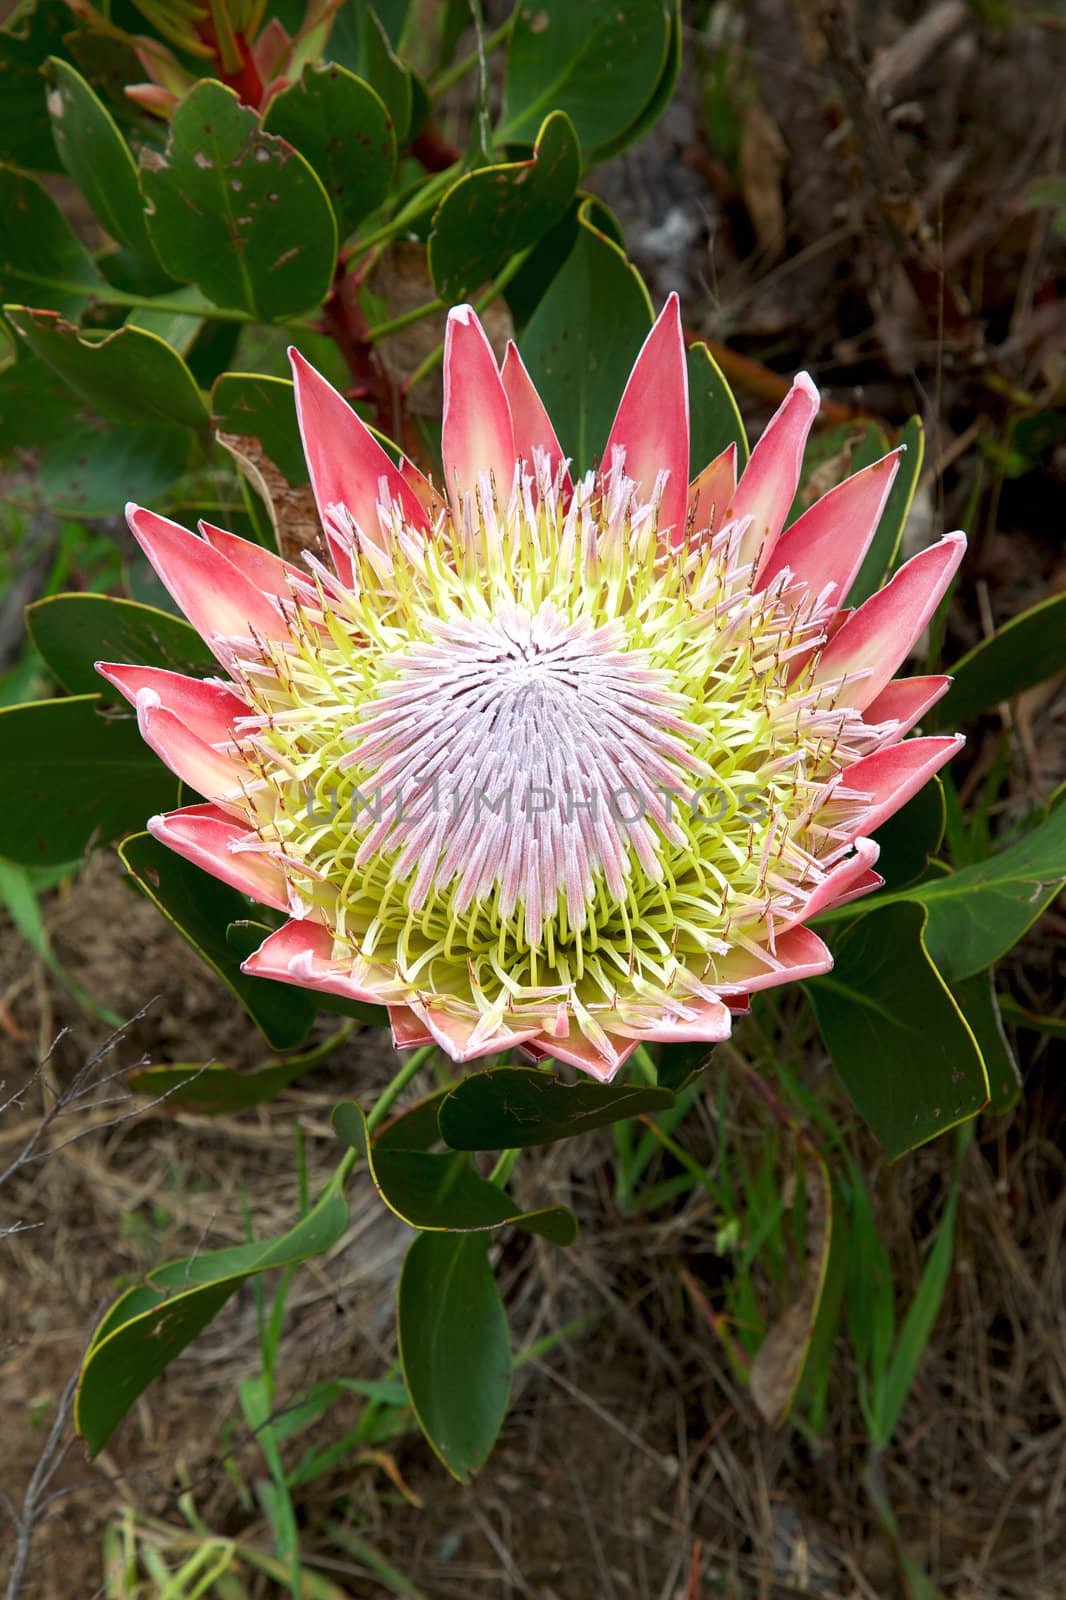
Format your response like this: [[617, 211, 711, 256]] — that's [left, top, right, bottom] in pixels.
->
[[141, 81, 337, 321], [263, 63, 396, 237], [0, 163, 105, 315], [363, 7, 413, 144], [75, 1186, 349, 1455], [0, 694, 178, 866], [0, 1, 69, 173], [502, 197, 581, 332], [375, 1087, 452, 1151], [845, 1165, 895, 1396], [26, 592, 215, 699], [847, 417, 924, 606], [932, 590, 1066, 729], [126, 1059, 315, 1113], [687, 341, 748, 472], [0, 351, 81, 454], [951, 971, 1021, 1115], [898, 800, 1066, 982], [126, 285, 209, 358], [438, 1066, 674, 1150], [873, 1177, 960, 1449], [586, 0, 681, 166], [33, 416, 191, 517], [211, 372, 308, 483], [44, 56, 158, 262], [503, 0, 672, 168], [397, 1229, 510, 1482], [655, 1040, 712, 1093], [807, 902, 988, 1158], [333, 1101, 577, 1243], [429, 111, 580, 302], [519, 198, 652, 473], [749, 1147, 844, 1428], [867, 778, 945, 894], [4, 306, 208, 428], [120, 831, 316, 1051]]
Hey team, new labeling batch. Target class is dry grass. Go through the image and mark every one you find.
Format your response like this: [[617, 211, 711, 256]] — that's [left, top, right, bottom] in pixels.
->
[[1, 853, 1063, 1598]]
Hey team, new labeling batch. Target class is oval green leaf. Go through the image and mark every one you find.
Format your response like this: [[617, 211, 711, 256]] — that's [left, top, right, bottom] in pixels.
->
[[333, 1100, 577, 1243], [438, 1066, 675, 1151], [903, 799, 1066, 982], [932, 590, 1066, 730], [806, 901, 989, 1158], [4, 306, 208, 428], [27, 592, 215, 699], [518, 198, 652, 473], [263, 62, 396, 237], [847, 416, 924, 606], [362, 7, 413, 144], [32, 416, 191, 517], [75, 1186, 349, 1455], [429, 111, 580, 302], [45, 56, 158, 262], [687, 340, 749, 473], [0, 163, 105, 316], [397, 1229, 510, 1482], [211, 371, 308, 484], [126, 1022, 352, 1113], [503, 0, 671, 167], [950, 971, 1021, 1115], [120, 831, 316, 1051], [0, 351, 81, 455], [141, 81, 337, 321], [0, 2, 70, 173], [0, 694, 178, 865]]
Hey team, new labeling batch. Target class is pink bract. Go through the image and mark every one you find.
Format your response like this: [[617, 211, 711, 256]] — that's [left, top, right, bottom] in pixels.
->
[[99, 296, 965, 1079]]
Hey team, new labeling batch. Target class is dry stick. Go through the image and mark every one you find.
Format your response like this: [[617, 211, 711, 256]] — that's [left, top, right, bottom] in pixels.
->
[[2, 1371, 79, 1600]]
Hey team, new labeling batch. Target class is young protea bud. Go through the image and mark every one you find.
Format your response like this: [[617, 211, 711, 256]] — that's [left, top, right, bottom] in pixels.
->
[[98, 296, 965, 1079]]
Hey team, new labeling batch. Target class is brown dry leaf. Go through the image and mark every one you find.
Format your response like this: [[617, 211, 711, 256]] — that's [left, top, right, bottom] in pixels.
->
[[216, 431, 323, 563], [749, 1150, 832, 1427], [739, 99, 789, 259]]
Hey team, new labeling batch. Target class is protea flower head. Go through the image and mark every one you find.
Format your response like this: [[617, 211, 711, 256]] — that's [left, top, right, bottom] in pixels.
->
[[98, 297, 965, 1080]]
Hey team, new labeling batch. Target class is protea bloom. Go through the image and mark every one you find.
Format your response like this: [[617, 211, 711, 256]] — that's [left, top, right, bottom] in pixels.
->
[[98, 297, 964, 1080]]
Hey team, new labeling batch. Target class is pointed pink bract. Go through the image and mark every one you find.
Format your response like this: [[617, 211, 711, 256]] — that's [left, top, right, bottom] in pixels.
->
[[730, 373, 820, 572], [714, 925, 834, 991], [441, 306, 515, 515], [687, 442, 737, 535], [242, 920, 384, 1004], [127, 506, 285, 655], [864, 674, 951, 736], [816, 533, 967, 708], [96, 663, 249, 744], [288, 348, 431, 551], [757, 449, 902, 602], [838, 736, 964, 837], [604, 293, 689, 544], [501, 341, 571, 489], [132, 697, 244, 802], [148, 803, 290, 911], [198, 521, 309, 604]]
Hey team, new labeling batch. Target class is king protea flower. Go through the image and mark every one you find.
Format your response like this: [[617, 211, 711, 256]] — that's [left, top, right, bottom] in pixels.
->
[[98, 297, 964, 1080]]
